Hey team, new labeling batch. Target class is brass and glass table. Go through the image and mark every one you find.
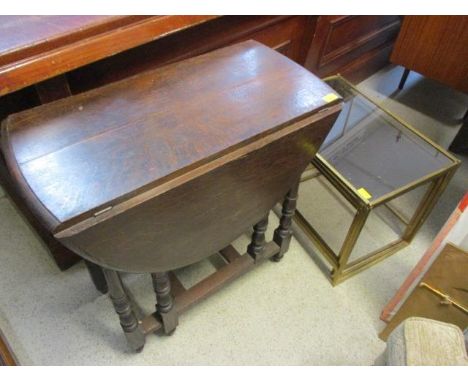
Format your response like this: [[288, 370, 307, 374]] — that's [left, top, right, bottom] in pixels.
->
[[294, 75, 460, 285]]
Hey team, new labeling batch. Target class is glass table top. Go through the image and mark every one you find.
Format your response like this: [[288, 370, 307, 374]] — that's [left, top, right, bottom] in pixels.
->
[[317, 76, 455, 202]]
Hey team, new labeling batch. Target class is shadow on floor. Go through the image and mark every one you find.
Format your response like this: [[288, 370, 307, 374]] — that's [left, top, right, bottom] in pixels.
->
[[372, 67, 468, 127]]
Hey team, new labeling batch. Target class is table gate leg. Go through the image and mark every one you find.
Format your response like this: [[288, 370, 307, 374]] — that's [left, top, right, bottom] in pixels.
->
[[152, 272, 178, 335], [84, 260, 108, 294], [102, 268, 145, 352], [247, 214, 269, 262], [273, 181, 300, 261]]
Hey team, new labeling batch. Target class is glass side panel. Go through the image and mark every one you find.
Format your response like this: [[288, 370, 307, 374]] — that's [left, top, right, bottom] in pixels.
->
[[318, 78, 453, 201]]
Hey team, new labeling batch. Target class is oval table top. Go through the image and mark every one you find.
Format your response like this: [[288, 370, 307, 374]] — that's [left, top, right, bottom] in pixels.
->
[[2, 40, 341, 233]]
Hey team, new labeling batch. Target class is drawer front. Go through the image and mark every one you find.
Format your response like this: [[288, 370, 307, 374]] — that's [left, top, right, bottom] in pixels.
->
[[229, 16, 316, 62], [305, 16, 401, 81]]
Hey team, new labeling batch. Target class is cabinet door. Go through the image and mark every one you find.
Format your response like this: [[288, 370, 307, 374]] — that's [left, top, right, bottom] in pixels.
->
[[391, 16, 468, 93], [304, 16, 401, 82]]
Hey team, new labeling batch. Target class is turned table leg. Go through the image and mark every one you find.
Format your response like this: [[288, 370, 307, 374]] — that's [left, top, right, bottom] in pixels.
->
[[247, 214, 269, 261], [102, 268, 145, 352], [152, 272, 178, 335], [273, 181, 300, 261], [84, 260, 108, 294]]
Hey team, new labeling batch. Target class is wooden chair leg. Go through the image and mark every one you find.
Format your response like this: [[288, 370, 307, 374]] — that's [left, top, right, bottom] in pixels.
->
[[102, 268, 145, 352], [152, 272, 178, 335], [449, 118, 468, 154], [398, 68, 410, 90], [247, 214, 269, 261], [273, 181, 300, 261], [84, 260, 108, 294]]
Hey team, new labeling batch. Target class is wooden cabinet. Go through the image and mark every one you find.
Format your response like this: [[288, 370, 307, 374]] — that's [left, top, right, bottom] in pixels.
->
[[304, 16, 401, 82], [391, 16, 468, 93]]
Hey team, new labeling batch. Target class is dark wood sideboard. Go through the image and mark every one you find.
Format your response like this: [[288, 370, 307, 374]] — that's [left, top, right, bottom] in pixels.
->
[[0, 15, 402, 270]]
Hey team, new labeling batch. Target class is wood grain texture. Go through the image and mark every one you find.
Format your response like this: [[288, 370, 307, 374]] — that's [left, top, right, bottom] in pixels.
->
[[0, 16, 123, 64], [67, 16, 317, 94], [3, 40, 339, 230], [3, 41, 341, 273], [304, 16, 401, 80], [55, 106, 339, 272], [390, 16, 468, 93], [0, 15, 218, 96], [0, 16, 319, 271], [0, 149, 81, 269]]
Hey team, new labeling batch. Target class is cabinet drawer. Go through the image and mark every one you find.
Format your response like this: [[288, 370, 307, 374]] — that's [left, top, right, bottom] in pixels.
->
[[305, 16, 401, 81]]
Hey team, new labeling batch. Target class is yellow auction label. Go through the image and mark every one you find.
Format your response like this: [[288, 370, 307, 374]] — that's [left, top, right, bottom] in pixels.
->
[[323, 93, 339, 103], [357, 187, 372, 200]]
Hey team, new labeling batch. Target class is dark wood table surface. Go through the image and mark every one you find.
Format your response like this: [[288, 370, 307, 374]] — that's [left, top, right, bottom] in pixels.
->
[[0, 15, 217, 97], [3, 40, 341, 272]]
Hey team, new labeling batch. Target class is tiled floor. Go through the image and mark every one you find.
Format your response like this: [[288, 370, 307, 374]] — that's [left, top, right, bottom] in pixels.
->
[[0, 65, 466, 365]]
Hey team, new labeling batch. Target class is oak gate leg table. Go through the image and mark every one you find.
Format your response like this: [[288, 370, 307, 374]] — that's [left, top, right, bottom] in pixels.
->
[[1, 41, 341, 351]]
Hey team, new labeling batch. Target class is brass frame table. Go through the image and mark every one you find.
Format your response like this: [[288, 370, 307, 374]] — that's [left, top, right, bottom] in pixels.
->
[[294, 75, 460, 286]]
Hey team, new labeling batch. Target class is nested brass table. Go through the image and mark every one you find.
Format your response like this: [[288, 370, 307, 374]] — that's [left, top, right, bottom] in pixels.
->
[[294, 75, 460, 285]]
